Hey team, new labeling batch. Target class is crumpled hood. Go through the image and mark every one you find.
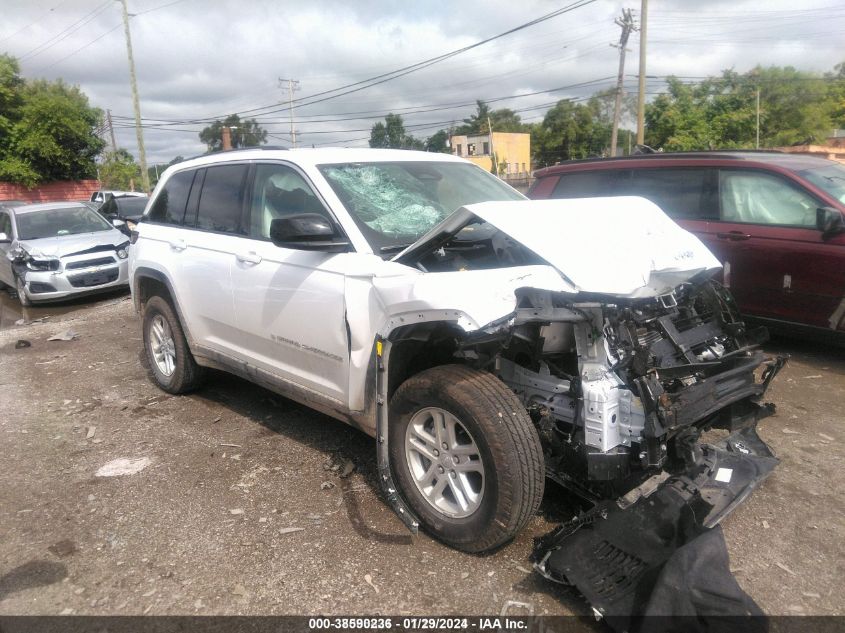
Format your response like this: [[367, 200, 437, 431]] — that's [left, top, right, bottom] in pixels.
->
[[15, 230, 127, 259], [394, 197, 721, 298]]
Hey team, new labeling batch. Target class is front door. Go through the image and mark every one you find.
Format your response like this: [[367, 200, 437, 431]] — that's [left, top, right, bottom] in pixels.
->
[[229, 162, 351, 404], [706, 168, 845, 328]]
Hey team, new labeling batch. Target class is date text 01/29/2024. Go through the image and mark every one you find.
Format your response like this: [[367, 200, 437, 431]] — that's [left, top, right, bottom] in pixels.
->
[[307, 617, 529, 630]]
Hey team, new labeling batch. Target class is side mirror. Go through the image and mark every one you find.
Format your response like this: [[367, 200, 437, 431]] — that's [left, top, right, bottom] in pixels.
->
[[0, 232, 9, 244], [112, 219, 126, 228], [817, 207, 845, 237], [269, 214, 350, 252]]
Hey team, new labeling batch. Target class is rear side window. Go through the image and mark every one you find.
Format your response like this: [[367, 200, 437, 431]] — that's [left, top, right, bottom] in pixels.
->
[[147, 170, 194, 224], [629, 168, 716, 220], [551, 170, 628, 198], [195, 164, 248, 234]]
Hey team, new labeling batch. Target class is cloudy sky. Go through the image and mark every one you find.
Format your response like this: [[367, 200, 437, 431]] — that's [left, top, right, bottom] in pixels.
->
[[2, 0, 843, 164]]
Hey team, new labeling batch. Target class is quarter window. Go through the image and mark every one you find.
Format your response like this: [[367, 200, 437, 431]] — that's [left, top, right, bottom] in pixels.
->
[[0, 212, 12, 236], [248, 164, 328, 239], [147, 170, 194, 224], [719, 170, 818, 227], [195, 164, 248, 234]]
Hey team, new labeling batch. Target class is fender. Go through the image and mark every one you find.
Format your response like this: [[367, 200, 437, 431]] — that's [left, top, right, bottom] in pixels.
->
[[132, 266, 196, 348]]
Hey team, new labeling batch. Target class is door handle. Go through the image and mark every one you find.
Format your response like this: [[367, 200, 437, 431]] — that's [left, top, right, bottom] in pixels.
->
[[716, 231, 751, 241], [168, 239, 187, 251], [236, 251, 262, 265]]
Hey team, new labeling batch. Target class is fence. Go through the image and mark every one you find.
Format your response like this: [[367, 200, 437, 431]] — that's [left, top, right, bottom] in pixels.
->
[[0, 180, 100, 203]]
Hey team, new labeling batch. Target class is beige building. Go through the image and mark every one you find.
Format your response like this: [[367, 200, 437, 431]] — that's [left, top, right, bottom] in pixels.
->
[[450, 132, 531, 177], [774, 131, 845, 165]]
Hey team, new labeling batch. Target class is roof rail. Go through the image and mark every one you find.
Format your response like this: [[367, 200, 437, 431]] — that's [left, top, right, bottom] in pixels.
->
[[182, 145, 289, 162], [544, 149, 785, 167]]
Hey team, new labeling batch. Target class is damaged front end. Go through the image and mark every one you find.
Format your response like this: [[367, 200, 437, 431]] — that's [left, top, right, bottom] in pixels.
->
[[456, 277, 784, 613]]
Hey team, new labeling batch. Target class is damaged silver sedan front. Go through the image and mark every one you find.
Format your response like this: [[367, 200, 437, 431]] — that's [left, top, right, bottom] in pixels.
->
[[0, 201, 130, 306]]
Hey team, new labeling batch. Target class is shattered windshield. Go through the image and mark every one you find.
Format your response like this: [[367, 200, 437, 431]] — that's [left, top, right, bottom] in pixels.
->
[[318, 161, 524, 251], [798, 163, 845, 204], [16, 206, 112, 240]]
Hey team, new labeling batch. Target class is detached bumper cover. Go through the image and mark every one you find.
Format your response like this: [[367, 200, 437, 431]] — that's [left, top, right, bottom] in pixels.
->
[[533, 421, 777, 618]]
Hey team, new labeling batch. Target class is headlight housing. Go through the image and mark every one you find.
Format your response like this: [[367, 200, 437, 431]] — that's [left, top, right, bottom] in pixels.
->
[[25, 256, 60, 271]]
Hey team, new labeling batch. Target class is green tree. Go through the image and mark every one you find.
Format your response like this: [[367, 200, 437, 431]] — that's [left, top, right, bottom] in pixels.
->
[[0, 57, 104, 186], [147, 155, 184, 187], [198, 114, 267, 152], [424, 129, 450, 153], [457, 100, 526, 134], [369, 113, 424, 149], [99, 148, 140, 190], [0, 54, 24, 150], [645, 65, 841, 151], [530, 99, 612, 167]]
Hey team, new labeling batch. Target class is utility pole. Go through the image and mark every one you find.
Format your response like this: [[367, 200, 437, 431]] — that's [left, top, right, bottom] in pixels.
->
[[487, 115, 497, 175], [756, 89, 761, 149], [636, 0, 648, 146], [610, 8, 636, 157], [118, 0, 150, 193], [107, 109, 117, 154], [279, 78, 300, 148]]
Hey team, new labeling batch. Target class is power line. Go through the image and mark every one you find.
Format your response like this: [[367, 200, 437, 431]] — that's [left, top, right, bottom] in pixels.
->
[[0, 0, 71, 45], [19, 0, 112, 61], [191, 0, 598, 123]]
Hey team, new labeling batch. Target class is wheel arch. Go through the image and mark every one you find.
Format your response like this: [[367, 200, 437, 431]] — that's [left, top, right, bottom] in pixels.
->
[[133, 267, 195, 346]]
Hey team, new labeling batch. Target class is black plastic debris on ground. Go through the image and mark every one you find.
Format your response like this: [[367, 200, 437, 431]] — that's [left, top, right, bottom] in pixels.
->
[[533, 423, 776, 633]]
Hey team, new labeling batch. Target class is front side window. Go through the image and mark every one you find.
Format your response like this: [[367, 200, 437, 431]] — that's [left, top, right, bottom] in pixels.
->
[[147, 170, 194, 224], [195, 164, 248, 234], [15, 206, 112, 240], [318, 161, 523, 250], [248, 164, 328, 239], [719, 170, 818, 227]]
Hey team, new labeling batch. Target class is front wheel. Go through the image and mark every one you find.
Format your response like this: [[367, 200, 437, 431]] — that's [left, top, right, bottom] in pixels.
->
[[15, 274, 31, 307], [389, 364, 545, 553]]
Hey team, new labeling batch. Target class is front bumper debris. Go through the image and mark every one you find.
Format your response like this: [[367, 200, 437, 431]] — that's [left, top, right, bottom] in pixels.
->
[[532, 420, 778, 618]]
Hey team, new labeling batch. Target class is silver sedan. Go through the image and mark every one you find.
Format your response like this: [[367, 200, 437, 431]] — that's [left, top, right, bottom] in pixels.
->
[[0, 202, 130, 306]]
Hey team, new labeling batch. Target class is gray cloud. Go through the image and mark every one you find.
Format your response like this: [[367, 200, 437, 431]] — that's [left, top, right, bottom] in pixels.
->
[[2, 0, 843, 163]]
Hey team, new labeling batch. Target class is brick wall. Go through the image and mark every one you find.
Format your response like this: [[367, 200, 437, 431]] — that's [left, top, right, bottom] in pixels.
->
[[0, 180, 100, 203]]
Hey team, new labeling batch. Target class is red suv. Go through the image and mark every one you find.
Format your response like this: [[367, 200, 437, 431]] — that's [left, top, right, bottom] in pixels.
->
[[529, 151, 845, 342]]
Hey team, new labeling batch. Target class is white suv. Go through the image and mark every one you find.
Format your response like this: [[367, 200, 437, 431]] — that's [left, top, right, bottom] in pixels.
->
[[129, 148, 783, 555]]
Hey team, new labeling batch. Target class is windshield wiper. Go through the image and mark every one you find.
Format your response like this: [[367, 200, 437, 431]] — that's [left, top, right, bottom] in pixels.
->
[[379, 243, 413, 254]]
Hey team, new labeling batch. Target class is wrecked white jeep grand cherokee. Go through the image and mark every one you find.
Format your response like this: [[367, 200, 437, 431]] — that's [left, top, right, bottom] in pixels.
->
[[130, 148, 784, 557]]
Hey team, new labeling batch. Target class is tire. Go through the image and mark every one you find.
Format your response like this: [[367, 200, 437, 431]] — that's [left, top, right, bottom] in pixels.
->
[[142, 295, 205, 393], [15, 274, 32, 307], [389, 364, 544, 553]]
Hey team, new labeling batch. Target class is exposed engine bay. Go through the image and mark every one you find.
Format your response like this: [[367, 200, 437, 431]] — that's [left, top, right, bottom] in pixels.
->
[[445, 275, 784, 503], [382, 202, 787, 618]]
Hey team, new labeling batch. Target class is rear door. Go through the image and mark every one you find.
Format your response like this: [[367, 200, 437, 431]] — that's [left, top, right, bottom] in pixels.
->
[[709, 168, 843, 327], [155, 164, 249, 356]]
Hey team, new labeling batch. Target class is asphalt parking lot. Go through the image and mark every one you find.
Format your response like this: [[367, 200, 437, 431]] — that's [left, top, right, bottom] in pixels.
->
[[0, 290, 843, 617]]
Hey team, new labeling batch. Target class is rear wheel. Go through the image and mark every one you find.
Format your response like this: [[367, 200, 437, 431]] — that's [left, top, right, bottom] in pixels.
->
[[389, 364, 544, 553], [142, 295, 205, 393]]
